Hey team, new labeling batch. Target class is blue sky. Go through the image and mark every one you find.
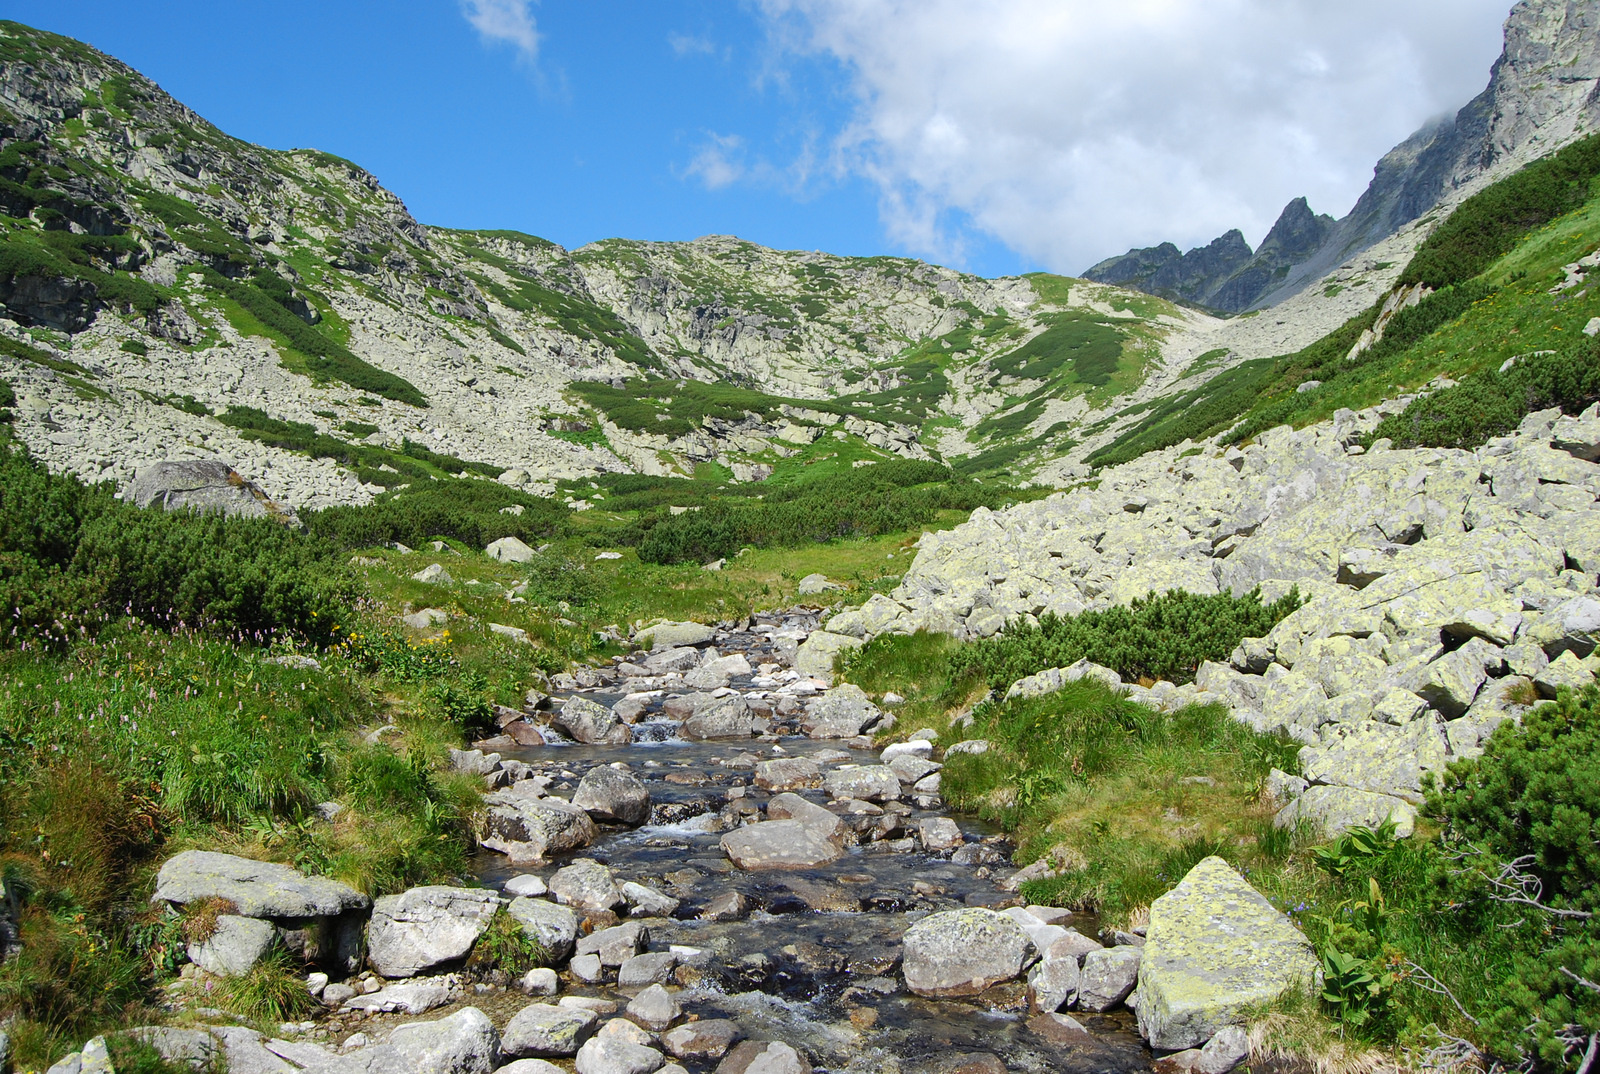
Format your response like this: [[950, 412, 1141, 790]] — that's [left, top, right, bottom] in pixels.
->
[[7, 2, 1511, 279]]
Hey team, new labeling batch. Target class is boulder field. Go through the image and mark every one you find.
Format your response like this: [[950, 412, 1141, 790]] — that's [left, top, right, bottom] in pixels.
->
[[831, 405, 1600, 835]]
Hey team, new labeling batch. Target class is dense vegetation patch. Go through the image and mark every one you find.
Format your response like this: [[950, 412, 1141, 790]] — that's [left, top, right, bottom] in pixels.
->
[[1404, 132, 1600, 289], [988, 311, 1126, 387], [197, 267, 426, 406], [950, 587, 1303, 688], [1366, 340, 1600, 450], [630, 460, 1017, 565]]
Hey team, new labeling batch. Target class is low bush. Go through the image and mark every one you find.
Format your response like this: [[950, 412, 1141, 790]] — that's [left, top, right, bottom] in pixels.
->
[[307, 479, 567, 552], [948, 587, 1303, 689], [0, 431, 352, 648], [1366, 342, 1600, 450], [633, 461, 1015, 565]]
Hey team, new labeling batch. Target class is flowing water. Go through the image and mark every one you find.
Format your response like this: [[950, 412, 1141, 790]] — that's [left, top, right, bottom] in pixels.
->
[[470, 612, 1151, 1073]]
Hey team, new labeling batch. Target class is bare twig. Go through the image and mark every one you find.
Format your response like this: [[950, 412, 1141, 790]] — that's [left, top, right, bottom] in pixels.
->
[[1574, 1032, 1598, 1074], [1450, 852, 1593, 920], [1560, 967, 1600, 995], [1405, 962, 1480, 1026]]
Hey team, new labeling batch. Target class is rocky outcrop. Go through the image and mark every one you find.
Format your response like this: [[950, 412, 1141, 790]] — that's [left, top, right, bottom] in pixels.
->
[[365, 886, 500, 978], [1136, 857, 1319, 1050], [865, 405, 1600, 831], [129, 460, 300, 525], [1085, 199, 1333, 313]]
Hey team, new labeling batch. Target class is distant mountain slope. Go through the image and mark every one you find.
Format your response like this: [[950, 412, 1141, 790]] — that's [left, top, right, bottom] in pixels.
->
[[1084, 0, 1600, 315], [0, 20, 1209, 506]]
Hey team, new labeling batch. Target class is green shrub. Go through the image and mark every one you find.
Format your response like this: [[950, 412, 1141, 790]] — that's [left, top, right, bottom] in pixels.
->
[[949, 587, 1303, 689], [633, 461, 1014, 565], [307, 480, 567, 552], [1405, 132, 1600, 289], [468, 910, 548, 975], [198, 267, 426, 406], [1367, 342, 1600, 450], [0, 431, 351, 647]]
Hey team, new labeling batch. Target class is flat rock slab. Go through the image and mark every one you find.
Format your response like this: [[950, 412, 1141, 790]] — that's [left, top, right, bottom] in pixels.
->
[[643, 621, 716, 650], [902, 908, 1032, 997], [721, 820, 843, 870], [1136, 856, 1319, 1050], [152, 850, 369, 918], [503, 1002, 598, 1058]]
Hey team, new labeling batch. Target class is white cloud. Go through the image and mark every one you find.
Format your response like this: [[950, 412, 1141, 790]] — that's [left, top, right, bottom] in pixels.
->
[[461, 0, 540, 63], [754, 0, 1513, 271], [683, 133, 748, 190], [669, 32, 717, 57]]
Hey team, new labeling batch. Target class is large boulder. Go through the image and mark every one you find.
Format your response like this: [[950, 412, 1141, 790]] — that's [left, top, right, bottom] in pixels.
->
[[386, 1006, 501, 1074], [572, 766, 651, 826], [641, 621, 716, 650], [794, 631, 864, 680], [366, 886, 501, 978], [553, 697, 631, 745], [1136, 857, 1319, 1050], [506, 897, 579, 961], [753, 757, 822, 791], [480, 794, 598, 864], [1273, 785, 1417, 838], [487, 537, 537, 564], [822, 765, 901, 802], [715, 1040, 812, 1074], [1077, 945, 1141, 1011], [186, 915, 278, 977], [129, 460, 298, 525], [801, 685, 884, 738], [901, 908, 1033, 997], [721, 821, 843, 870], [681, 696, 765, 739], [765, 793, 844, 843], [152, 851, 369, 919], [502, 1003, 598, 1058], [549, 860, 625, 913]]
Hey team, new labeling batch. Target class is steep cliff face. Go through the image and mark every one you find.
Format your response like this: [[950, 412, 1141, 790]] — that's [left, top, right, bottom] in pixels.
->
[[1087, 0, 1600, 314]]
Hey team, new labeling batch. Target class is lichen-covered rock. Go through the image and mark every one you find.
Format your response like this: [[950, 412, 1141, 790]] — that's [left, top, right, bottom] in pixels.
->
[[1077, 945, 1142, 1011], [1272, 784, 1416, 837], [506, 897, 579, 961], [1135, 857, 1319, 1050], [502, 1003, 598, 1058], [387, 1006, 501, 1074], [822, 765, 901, 802], [681, 695, 765, 739], [183, 914, 278, 978], [572, 766, 651, 825], [801, 684, 884, 738], [553, 696, 631, 745], [902, 908, 1033, 997], [1298, 718, 1448, 804], [794, 631, 863, 680], [752, 757, 823, 791], [152, 850, 369, 918], [641, 621, 715, 650], [480, 794, 598, 864], [721, 820, 843, 870], [549, 860, 625, 913], [366, 886, 501, 978]]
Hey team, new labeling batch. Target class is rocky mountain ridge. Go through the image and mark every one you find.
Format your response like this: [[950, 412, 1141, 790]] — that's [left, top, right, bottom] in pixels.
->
[[1086, 0, 1600, 314]]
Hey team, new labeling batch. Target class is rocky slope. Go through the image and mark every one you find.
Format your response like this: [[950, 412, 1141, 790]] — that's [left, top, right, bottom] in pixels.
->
[[1087, 0, 1600, 314], [823, 402, 1600, 835], [0, 20, 1229, 506]]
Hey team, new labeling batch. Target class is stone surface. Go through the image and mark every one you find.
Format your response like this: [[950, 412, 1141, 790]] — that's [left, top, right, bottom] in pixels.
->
[[625, 983, 681, 1030], [901, 908, 1033, 997], [721, 821, 843, 870], [487, 536, 537, 563], [554, 696, 631, 745], [506, 898, 580, 962], [752, 757, 822, 791], [574, 1035, 664, 1074], [386, 1006, 501, 1074], [663, 1020, 743, 1061], [682, 696, 764, 740], [801, 685, 884, 738], [1273, 785, 1417, 838], [366, 886, 500, 978], [550, 860, 625, 913], [714, 1040, 812, 1074], [480, 794, 599, 864], [1077, 946, 1142, 1012], [642, 622, 716, 650], [130, 460, 292, 522], [823, 765, 901, 802], [152, 851, 369, 918], [1027, 955, 1081, 1013], [187, 914, 278, 977], [503, 1003, 599, 1058], [1136, 857, 1319, 1050], [573, 766, 652, 826]]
